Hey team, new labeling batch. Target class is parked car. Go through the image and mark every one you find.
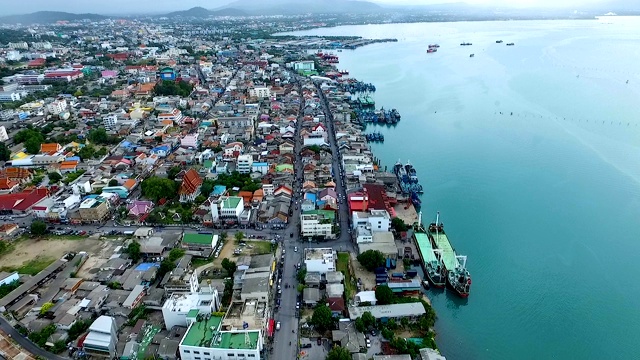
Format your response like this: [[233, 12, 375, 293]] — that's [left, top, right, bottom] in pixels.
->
[[276, 322, 281, 330]]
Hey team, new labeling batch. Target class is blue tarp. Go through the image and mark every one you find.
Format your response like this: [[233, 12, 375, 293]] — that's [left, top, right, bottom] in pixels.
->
[[135, 262, 160, 271]]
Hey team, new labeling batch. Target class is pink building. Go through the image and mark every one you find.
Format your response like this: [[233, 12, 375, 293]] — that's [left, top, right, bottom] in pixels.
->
[[101, 70, 118, 78]]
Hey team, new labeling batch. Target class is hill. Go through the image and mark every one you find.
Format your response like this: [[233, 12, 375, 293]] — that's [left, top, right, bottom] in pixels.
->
[[217, 0, 381, 15], [0, 11, 107, 25], [165, 7, 248, 18]]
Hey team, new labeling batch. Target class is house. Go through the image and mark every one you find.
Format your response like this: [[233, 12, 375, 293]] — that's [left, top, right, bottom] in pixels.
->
[[278, 141, 294, 154], [127, 200, 154, 222], [78, 196, 110, 223], [303, 248, 336, 274], [0, 223, 19, 237], [182, 233, 219, 252], [0, 187, 50, 214], [40, 143, 62, 155], [151, 145, 171, 158], [82, 316, 118, 359], [0, 178, 19, 194], [179, 169, 203, 203]]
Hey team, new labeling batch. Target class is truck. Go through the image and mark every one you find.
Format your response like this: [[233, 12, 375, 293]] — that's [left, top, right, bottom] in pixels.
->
[[123, 230, 135, 236]]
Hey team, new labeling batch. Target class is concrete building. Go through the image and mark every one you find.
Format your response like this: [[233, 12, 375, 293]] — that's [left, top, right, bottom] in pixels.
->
[[303, 248, 336, 274], [236, 154, 253, 174], [300, 210, 335, 238], [211, 196, 244, 222], [352, 209, 391, 233], [249, 86, 270, 99], [82, 315, 118, 358], [419, 348, 447, 360], [122, 285, 146, 309], [162, 272, 220, 330], [348, 303, 427, 323], [78, 196, 110, 223], [46, 98, 67, 115]]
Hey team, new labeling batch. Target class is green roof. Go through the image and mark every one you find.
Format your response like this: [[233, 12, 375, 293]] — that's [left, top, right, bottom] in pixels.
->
[[221, 196, 242, 209], [187, 309, 199, 318], [415, 232, 438, 263], [302, 209, 335, 221], [183, 233, 213, 245], [181, 316, 260, 350], [429, 230, 457, 270]]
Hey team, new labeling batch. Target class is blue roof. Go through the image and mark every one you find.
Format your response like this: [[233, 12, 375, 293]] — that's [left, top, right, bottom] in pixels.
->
[[135, 262, 160, 271], [305, 193, 317, 203], [121, 141, 133, 148], [66, 156, 80, 161], [213, 185, 227, 196], [152, 145, 170, 151]]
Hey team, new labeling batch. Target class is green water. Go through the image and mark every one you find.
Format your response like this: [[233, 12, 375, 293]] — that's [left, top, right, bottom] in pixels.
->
[[286, 18, 640, 359]]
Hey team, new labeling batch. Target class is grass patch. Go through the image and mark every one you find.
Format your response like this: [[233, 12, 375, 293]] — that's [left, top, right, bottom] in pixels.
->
[[2, 256, 55, 275], [248, 241, 274, 255], [191, 257, 213, 268], [337, 252, 356, 300]]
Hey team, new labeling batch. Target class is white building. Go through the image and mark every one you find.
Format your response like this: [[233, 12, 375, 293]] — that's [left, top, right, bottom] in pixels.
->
[[181, 134, 199, 148], [303, 248, 336, 274], [249, 86, 270, 99], [236, 154, 253, 174], [179, 317, 263, 360], [293, 60, 315, 71], [300, 211, 334, 238], [46, 98, 67, 115], [82, 316, 118, 359], [211, 196, 244, 222], [0, 272, 19, 286], [352, 209, 391, 233], [6, 51, 22, 61], [158, 108, 184, 124], [103, 114, 118, 130], [162, 272, 221, 330]]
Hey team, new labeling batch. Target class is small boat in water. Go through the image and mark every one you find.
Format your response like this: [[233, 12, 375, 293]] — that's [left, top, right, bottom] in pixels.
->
[[506, 42, 515, 46], [460, 42, 472, 46], [469, 54, 475, 57], [496, 40, 503, 43], [427, 48, 437, 53]]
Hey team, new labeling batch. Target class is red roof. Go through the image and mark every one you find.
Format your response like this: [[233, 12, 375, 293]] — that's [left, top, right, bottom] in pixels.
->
[[179, 169, 203, 196], [0, 187, 49, 212]]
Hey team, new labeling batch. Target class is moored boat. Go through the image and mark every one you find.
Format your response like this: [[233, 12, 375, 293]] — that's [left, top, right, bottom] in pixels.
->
[[414, 222, 446, 288], [428, 212, 471, 298]]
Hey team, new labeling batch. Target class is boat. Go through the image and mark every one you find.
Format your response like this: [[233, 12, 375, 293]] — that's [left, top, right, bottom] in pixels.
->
[[460, 42, 472, 46], [506, 43, 515, 46], [428, 212, 471, 298], [428, 44, 440, 48], [496, 40, 503, 43], [393, 160, 408, 183], [405, 161, 418, 183], [422, 280, 431, 289], [411, 191, 422, 208], [414, 221, 446, 288], [469, 54, 475, 57], [427, 48, 437, 53]]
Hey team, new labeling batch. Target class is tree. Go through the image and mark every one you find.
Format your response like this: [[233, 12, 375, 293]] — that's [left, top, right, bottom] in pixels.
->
[[126, 241, 141, 262], [167, 166, 182, 180], [326, 346, 351, 360], [361, 311, 376, 329], [87, 128, 109, 144], [375, 284, 394, 305], [356, 250, 385, 271], [73, 89, 83, 97], [0, 142, 10, 161], [391, 217, 408, 232], [296, 268, 307, 283], [24, 137, 42, 154], [141, 177, 178, 201], [47, 172, 62, 183], [40, 302, 54, 315], [30, 220, 47, 236], [235, 231, 244, 242], [311, 304, 334, 332], [108, 179, 119, 186], [355, 317, 365, 332], [168, 248, 185, 261], [221, 258, 237, 276]]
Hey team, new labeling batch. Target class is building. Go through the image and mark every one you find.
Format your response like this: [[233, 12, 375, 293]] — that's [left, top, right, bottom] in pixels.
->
[[303, 248, 336, 274], [82, 316, 118, 358], [293, 61, 315, 72], [212, 196, 244, 222], [162, 272, 220, 330], [46, 98, 67, 115], [182, 234, 219, 252], [179, 169, 203, 203], [122, 285, 146, 309], [352, 210, 391, 233], [179, 316, 263, 360], [181, 134, 199, 148], [358, 232, 397, 260], [348, 303, 427, 323], [249, 86, 270, 99], [78, 196, 110, 223], [236, 154, 253, 174], [0, 272, 19, 286], [419, 348, 447, 360], [300, 210, 335, 238], [158, 108, 184, 124]]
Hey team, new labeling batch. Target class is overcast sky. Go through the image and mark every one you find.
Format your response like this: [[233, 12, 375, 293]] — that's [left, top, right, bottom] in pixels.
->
[[4, 0, 613, 15]]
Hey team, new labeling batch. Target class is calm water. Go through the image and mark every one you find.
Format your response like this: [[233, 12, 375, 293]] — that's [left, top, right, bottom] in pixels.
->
[[285, 18, 640, 359]]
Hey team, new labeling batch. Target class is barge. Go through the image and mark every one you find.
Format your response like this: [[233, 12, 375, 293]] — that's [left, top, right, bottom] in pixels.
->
[[414, 222, 446, 288], [428, 212, 471, 298]]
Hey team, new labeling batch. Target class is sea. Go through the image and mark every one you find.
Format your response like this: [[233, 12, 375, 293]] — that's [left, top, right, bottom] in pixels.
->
[[284, 17, 640, 360]]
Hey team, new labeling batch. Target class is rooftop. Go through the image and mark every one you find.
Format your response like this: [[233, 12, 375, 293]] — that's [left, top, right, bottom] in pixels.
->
[[181, 316, 260, 350], [183, 233, 213, 245], [304, 248, 335, 261]]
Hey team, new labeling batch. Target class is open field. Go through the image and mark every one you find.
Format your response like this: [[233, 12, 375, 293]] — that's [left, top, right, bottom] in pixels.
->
[[337, 252, 357, 300], [0, 235, 112, 276]]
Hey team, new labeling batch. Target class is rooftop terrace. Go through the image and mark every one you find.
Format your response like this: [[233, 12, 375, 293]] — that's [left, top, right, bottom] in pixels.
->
[[181, 315, 260, 350]]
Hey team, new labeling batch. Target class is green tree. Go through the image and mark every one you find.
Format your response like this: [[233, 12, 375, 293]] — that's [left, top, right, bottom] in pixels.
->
[[108, 179, 119, 186], [221, 258, 237, 276], [126, 241, 141, 262], [311, 304, 334, 332], [167, 166, 182, 180], [361, 311, 376, 329], [235, 231, 244, 242], [30, 220, 47, 236], [326, 345, 351, 360], [47, 172, 62, 183], [73, 89, 83, 97], [168, 248, 185, 261], [24, 137, 42, 154], [40, 302, 54, 315], [356, 250, 385, 271], [355, 317, 365, 332], [87, 127, 109, 144], [296, 268, 307, 283], [0, 142, 11, 161], [141, 177, 178, 201], [375, 284, 394, 305], [391, 217, 408, 232]]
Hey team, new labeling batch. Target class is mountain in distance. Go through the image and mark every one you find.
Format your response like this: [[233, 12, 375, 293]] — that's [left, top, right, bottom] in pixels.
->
[[217, 0, 382, 15], [164, 7, 248, 18], [0, 11, 107, 25]]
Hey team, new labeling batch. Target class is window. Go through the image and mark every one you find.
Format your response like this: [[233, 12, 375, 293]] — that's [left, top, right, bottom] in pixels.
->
[[204, 352, 210, 355], [248, 355, 256, 358], [195, 358, 201, 360], [184, 350, 190, 353], [194, 351, 200, 354], [228, 354, 235, 357]]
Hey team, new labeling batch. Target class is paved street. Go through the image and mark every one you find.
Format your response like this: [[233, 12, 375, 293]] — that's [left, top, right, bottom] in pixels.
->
[[0, 317, 66, 360]]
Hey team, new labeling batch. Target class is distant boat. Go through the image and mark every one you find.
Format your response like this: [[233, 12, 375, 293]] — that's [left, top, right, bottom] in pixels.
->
[[460, 42, 472, 46], [469, 54, 475, 57], [506, 43, 515, 46], [428, 44, 440, 48], [427, 48, 437, 53], [496, 40, 503, 43]]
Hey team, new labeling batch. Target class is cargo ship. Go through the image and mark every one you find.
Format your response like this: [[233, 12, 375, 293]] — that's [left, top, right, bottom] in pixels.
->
[[428, 212, 471, 298], [414, 221, 446, 288]]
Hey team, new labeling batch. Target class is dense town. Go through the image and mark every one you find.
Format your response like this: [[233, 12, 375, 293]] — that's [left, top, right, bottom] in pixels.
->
[[0, 13, 444, 360]]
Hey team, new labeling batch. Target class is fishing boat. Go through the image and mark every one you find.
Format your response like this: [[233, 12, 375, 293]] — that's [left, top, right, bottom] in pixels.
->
[[496, 40, 503, 43], [405, 161, 418, 183], [428, 44, 440, 48], [393, 160, 408, 183], [427, 48, 437, 53], [460, 42, 472, 46], [414, 219, 446, 288], [411, 191, 422, 208], [506, 42, 515, 46], [469, 54, 475, 57], [428, 212, 471, 298]]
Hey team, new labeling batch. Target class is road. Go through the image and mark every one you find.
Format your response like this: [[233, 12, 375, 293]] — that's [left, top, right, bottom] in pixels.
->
[[0, 317, 66, 360]]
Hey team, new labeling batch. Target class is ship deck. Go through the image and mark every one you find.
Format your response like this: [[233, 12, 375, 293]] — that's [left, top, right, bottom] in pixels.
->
[[415, 232, 438, 263], [430, 231, 458, 270]]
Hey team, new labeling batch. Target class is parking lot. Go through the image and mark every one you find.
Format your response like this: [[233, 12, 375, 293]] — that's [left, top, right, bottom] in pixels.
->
[[299, 337, 327, 360]]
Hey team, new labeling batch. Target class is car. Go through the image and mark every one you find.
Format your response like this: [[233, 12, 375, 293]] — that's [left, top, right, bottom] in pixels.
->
[[294, 246, 298, 252], [276, 322, 281, 330], [366, 342, 371, 348], [296, 302, 300, 309]]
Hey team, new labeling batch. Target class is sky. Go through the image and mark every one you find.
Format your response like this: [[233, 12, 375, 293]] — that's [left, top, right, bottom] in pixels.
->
[[3, 0, 615, 16]]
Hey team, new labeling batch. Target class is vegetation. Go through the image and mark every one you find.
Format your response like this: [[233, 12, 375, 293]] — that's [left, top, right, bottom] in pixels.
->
[[336, 252, 356, 299], [141, 177, 179, 201], [221, 278, 233, 306], [15, 128, 45, 154], [234, 231, 244, 243], [154, 80, 193, 97], [40, 302, 54, 315], [0, 280, 20, 299], [157, 248, 187, 279], [62, 169, 86, 184], [125, 241, 142, 262], [126, 304, 149, 326], [213, 172, 262, 193], [0, 142, 11, 161], [28, 323, 56, 347], [311, 304, 334, 332], [30, 220, 47, 236], [354, 311, 376, 332], [221, 258, 237, 276], [87, 127, 120, 145], [296, 268, 307, 283], [375, 284, 394, 305], [356, 249, 385, 271], [391, 217, 408, 232], [326, 345, 351, 360], [77, 144, 108, 160], [167, 166, 182, 180], [47, 172, 62, 183]]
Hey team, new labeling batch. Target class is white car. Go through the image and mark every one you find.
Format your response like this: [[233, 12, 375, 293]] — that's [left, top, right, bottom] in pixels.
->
[[276, 322, 281, 330], [294, 246, 298, 252], [296, 302, 300, 309]]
